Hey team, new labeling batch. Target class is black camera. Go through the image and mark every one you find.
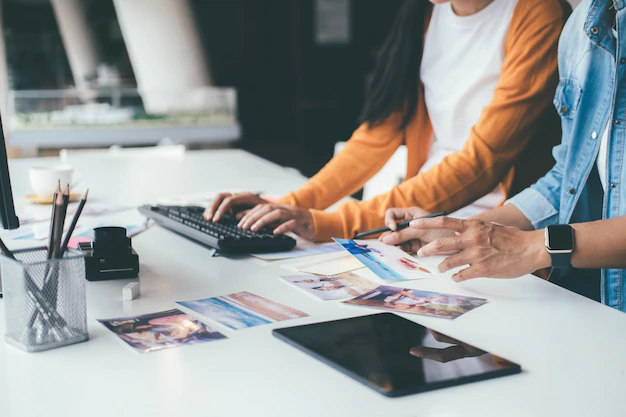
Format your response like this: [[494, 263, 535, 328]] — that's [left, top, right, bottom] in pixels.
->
[[78, 227, 139, 281]]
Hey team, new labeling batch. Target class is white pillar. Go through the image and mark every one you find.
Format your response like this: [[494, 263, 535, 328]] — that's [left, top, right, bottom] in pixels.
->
[[50, 0, 101, 98], [112, 0, 212, 113]]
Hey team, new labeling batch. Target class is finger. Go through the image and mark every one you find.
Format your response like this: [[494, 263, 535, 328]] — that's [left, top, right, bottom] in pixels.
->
[[204, 193, 229, 220], [384, 208, 412, 230], [437, 250, 476, 273], [250, 209, 286, 232], [238, 204, 263, 227], [274, 219, 297, 235], [212, 195, 236, 222], [410, 216, 468, 233], [213, 194, 265, 222], [451, 265, 486, 283], [382, 227, 425, 246], [235, 209, 250, 220], [239, 205, 273, 230], [417, 236, 467, 258]]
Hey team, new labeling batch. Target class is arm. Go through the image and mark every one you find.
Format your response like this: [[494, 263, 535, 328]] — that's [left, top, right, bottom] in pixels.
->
[[278, 112, 405, 210], [412, 215, 626, 282], [309, 4, 565, 241]]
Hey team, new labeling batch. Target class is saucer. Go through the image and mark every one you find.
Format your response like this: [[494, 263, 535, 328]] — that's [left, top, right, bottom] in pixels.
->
[[26, 193, 81, 205]]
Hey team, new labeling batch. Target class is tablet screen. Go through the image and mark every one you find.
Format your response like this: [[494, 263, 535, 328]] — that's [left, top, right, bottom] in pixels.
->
[[273, 313, 521, 397]]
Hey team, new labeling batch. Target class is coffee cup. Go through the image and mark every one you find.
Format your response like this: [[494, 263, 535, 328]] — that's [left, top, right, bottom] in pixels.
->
[[29, 165, 79, 197]]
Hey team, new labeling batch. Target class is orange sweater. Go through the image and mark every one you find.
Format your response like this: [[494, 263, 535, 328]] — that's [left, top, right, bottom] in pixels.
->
[[279, 0, 567, 242]]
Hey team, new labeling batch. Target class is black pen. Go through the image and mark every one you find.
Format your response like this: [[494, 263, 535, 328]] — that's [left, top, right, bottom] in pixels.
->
[[353, 211, 447, 239]]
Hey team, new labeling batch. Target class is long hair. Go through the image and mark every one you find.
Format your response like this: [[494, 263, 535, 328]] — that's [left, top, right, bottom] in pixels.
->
[[359, 0, 427, 130]]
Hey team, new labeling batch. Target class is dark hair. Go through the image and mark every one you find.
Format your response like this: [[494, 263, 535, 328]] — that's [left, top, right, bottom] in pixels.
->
[[359, 0, 427, 130]]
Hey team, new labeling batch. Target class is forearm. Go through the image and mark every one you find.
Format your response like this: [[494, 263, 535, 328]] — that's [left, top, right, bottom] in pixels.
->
[[517, 217, 626, 272], [471, 204, 534, 231], [279, 115, 404, 210]]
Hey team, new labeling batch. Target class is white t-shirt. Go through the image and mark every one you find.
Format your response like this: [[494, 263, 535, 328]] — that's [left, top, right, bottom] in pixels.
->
[[420, 0, 518, 219], [598, 127, 609, 191], [598, 27, 617, 192]]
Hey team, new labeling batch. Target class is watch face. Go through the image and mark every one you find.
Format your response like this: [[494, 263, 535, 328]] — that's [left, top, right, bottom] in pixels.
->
[[547, 225, 574, 251]]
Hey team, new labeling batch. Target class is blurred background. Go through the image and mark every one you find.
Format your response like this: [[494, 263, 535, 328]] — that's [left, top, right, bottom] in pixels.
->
[[1, 0, 582, 177]]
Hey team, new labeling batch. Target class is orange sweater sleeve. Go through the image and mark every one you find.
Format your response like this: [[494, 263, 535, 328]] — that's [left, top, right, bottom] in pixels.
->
[[310, 0, 565, 242], [278, 112, 405, 210]]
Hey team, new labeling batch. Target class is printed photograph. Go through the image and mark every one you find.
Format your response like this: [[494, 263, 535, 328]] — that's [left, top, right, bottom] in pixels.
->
[[343, 285, 488, 319], [98, 309, 226, 353], [281, 271, 380, 301], [334, 238, 443, 281], [177, 291, 308, 330], [282, 253, 365, 276]]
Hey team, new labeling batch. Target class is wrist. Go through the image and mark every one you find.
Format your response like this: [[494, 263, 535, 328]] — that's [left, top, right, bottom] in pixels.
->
[[528, 229, 551, 270]]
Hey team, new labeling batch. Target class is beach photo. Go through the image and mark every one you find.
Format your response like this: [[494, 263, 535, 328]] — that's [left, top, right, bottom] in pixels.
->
[[281, 271, 380, 301], [178, 291, 308, 330], [334, 238, 443, 281], [98, 309, 227, 353], [343, 285, 488, 319]]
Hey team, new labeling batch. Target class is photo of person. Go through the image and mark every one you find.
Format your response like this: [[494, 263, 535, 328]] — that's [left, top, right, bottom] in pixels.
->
[[343, 285, 488, 319], [98, 309, 226, 353], [281, 272, 380, 301], [334, 238, 442, 281], [178, 291, 308, 330]]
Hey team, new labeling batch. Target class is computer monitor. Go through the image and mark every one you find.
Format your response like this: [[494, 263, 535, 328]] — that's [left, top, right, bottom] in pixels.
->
[[0, 115, 19, 230]]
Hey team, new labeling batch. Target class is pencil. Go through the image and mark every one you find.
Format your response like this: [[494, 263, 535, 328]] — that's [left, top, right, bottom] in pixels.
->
[[46, 182, 62, 259], [353, 211, 447, 239], [59, 189, 88, 256], [51, 190, 69, 259]]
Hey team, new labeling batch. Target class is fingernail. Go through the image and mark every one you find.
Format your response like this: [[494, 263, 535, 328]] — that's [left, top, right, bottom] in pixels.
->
[[416, 249, 424, 257], [410, 219, 421, 227], [387, 223, 395, 230], [452, 275, 460, 282], [382, 235, 391, 244]]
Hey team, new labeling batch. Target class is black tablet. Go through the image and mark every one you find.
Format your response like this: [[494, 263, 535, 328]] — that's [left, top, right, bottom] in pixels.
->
[[273, 313, 521, 397]]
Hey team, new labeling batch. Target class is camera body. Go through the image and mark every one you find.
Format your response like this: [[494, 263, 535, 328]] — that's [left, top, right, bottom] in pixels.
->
[[78, 227, 139, 281]]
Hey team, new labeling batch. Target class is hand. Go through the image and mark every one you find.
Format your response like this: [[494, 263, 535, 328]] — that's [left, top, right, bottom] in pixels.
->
[[204, 192, 268, 222], [412, 217, 550, 282], [378, 207, 455, 253], [410, 329, 486, 363], [238, 204, 315, 241]]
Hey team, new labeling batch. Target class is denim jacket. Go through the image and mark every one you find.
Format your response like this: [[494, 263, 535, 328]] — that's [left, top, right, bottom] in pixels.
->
[[508, 0, 626, 312]]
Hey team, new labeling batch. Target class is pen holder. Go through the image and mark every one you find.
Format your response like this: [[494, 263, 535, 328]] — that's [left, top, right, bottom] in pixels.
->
[[1, 247, 89, 352]]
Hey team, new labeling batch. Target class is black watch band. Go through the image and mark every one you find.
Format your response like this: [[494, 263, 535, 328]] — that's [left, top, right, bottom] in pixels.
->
[[549, 252, 572, 269]]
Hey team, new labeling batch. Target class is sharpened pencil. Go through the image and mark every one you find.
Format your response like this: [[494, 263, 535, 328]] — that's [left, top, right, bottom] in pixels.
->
[[46, 182, 62, 259], [353, 211, 447, 239], [59, 189, 88, 256]]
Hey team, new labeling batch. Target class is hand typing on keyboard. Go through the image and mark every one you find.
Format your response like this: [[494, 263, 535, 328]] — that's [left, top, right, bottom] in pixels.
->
[[237, 203, 315, 241], [204, 192, 268, 222], [203, 192, 315, 241]]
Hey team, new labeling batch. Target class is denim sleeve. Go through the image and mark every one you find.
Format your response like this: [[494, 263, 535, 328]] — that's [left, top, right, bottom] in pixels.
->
[[505, 141, 568, 229]]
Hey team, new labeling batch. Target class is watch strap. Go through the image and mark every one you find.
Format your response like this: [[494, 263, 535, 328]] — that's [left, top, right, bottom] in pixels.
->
[[550, 252, 572, 269]]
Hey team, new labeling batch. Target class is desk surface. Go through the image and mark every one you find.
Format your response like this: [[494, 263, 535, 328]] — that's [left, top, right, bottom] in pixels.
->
[[1, 149, 625, 417]]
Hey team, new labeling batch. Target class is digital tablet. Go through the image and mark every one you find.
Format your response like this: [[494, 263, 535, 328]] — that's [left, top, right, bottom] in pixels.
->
[[273, 313, 521, 397]]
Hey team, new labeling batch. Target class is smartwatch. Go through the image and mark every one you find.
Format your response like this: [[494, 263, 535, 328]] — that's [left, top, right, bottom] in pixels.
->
[[544, 224, 574, 269]]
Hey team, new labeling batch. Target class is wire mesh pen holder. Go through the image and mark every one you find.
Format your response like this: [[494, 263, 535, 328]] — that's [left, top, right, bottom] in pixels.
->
[[1, 247, 89, 352]]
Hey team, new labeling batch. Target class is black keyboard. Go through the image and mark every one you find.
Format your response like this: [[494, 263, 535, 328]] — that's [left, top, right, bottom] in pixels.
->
[[139, 205, 297, 254]]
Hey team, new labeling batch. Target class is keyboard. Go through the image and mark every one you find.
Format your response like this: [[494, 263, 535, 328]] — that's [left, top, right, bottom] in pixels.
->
[[138, 205, 297, 254]]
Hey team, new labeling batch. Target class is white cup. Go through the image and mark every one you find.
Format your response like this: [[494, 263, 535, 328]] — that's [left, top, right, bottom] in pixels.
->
[[29, 165, 78, 197]]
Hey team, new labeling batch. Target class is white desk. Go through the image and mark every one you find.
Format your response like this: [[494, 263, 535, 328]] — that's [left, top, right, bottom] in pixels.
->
[[1, 149, 625, 417]]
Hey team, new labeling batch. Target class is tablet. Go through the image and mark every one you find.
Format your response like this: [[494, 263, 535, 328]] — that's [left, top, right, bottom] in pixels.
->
[[273, 313, 521, 397]]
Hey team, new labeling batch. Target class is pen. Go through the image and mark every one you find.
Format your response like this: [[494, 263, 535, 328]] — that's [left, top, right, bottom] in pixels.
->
[[353, 211, 447, 239]]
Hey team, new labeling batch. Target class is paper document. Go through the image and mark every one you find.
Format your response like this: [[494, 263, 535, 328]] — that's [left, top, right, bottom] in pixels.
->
[[251, 242, 343, 261], [98, 309, 226, 353], [281, 271, 380, 301], [334, 238, 446, 281], [343, 285, 488, 319], [178, 291, 308, 330]]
